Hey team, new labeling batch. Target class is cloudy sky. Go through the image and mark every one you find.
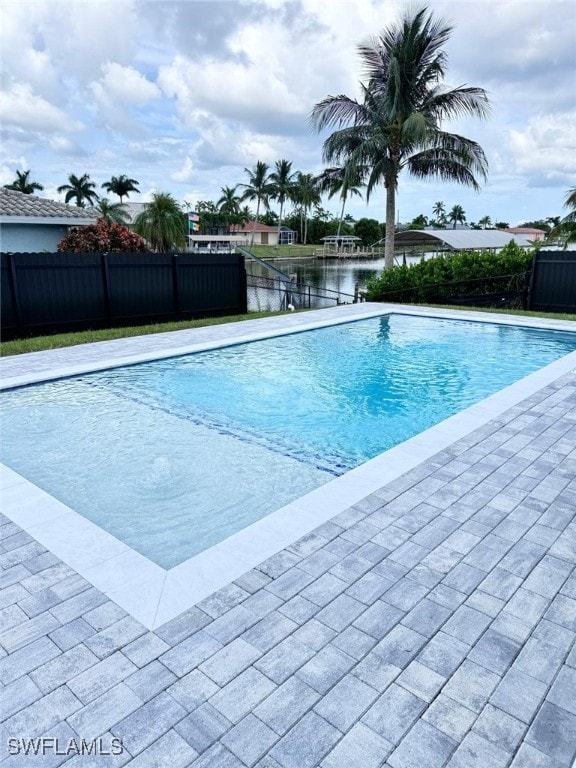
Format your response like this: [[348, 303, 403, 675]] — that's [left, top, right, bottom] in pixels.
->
[[1, 0, 574, 226]]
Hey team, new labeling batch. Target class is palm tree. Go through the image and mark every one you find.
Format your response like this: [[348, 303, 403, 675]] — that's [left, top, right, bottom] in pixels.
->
[[478, 214, 492, 229], [432, 201, 446, 227], [94, 198, 130, 226], [57, 173, 99, 207], [562, 187, 576, 223], [316, 166, 364, 238], [549, 187, 576, 248], [292, 172, 321, 244], [217, 186, 242, 221], [101, 175, 140, 203], [239, 162, 274, 246], [269, 159, 297, 245], [448, 204, 466, 228], [311, 6, 490, 268], [4, 169, 44, 195], [132, 192, 187, 252]]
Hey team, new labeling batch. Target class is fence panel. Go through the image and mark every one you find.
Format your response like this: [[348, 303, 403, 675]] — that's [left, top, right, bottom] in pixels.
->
[[0, 251, 247, 340], [529, 251, 576, 312], [107, 253, 174, 319], [178, 253, 246, 314]]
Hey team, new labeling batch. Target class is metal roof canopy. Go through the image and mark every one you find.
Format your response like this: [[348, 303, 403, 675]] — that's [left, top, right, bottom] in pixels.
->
[[390, 229, 535, 250]]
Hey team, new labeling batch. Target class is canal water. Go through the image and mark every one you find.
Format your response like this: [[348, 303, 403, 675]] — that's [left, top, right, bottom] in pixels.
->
[[245, 254, 428, 311]]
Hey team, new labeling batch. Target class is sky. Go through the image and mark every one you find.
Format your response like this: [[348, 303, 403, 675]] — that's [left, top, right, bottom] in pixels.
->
[[1, 0, 575, 227]]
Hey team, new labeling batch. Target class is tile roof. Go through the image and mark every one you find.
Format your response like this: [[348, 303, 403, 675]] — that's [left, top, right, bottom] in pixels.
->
[[0, 188, 98, 220], [230, 220, 279, 233]]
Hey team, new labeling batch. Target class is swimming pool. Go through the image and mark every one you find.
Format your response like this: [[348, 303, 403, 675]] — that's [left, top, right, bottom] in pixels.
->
[[2, 305, 576, 627], [2, 311, 576, 573]]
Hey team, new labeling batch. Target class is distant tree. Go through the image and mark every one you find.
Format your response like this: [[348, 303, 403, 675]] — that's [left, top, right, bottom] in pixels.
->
[[292, 172, 321, 244], [269, 159, 297, 243], [101, 175, 140, 203], [495, 221, 509, 229], [217, 186, 242, 217], [133, 192, 187, 252], [315, 166, 363, 238], [239, 162, 274, 245], [409, 214, 429, 230], [448, 204, 466, 228], [94, 198, 130, 226], [311, 6, 490, 268], [354, 217, 382, 246], [478, 215, 492, 229], [57, 219, 147, 252], [57, 173, 98, 207], [4, 169, 44, 195], [260, 209, 279, 227], [432, 201, 446, 226]]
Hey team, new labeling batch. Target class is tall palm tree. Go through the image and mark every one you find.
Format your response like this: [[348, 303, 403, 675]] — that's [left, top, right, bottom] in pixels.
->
[[57, 173, 99, 208], [311, 6, 490, 268], [478, 214, 492, 229], [239, 162, 274, 246], [432, 201, 446, 227], [94, 198, 130, 226], [217, 186, 242, 221], [4, 169, 44, 195], [316, 166, 364, 238], [132, 192, 187, 252], [101, 175, 140, 204], [269, 159, 297, 245], [292, 172, 321, 244], [448, 204, 466, 228]]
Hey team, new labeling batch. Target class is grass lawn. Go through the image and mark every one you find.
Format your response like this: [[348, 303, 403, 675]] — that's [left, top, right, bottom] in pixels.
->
[[248, 244, 318, 259], [1, 305, 574, 358]]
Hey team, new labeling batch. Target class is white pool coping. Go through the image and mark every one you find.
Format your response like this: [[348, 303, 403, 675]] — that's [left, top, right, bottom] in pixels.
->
[[1, 304, 575, 629]]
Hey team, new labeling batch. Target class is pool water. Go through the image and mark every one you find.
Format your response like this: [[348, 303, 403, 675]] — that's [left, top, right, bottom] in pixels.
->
[[2, 314, 575, 568]]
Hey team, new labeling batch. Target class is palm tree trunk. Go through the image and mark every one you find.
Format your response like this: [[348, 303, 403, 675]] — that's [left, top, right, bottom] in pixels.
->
[[384, 175, 396, 269], [277, 202, 284, 247], [251, 199, 260, 248], [336, 195, 346, 238], [303, 206, 308, 245]]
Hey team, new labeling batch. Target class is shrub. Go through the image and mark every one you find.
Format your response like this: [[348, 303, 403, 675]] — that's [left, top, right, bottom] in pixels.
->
[[58, 218, 147, 252], [365, 241, 534, 302]]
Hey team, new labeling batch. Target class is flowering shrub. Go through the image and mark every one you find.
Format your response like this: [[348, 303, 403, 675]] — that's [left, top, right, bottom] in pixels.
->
[[57, 218, 147, 252]]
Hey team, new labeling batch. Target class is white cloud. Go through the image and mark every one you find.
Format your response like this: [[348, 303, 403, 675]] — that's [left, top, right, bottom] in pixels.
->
[[0, 83, 84, 133], [89, 63, 161, 134], [507, 112, 576, 178], [91, 63, 161, 107]]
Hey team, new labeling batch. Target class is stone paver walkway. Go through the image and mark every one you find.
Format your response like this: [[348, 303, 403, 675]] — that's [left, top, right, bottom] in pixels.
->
[[1, 373, 575, 767]]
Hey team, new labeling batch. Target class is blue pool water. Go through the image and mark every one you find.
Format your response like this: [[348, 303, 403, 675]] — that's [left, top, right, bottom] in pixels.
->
[[2, 314, 575, 568]]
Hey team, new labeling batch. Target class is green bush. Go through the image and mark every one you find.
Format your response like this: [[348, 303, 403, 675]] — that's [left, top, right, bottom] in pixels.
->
[[365, 242, 534, 302]]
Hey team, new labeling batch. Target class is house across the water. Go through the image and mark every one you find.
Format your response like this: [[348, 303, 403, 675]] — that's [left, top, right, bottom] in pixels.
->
[[230, 221, 297, 246]]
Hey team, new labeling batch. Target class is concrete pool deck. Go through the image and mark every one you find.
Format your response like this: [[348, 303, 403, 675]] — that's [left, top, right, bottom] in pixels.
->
[[1, 304, 576, 766]]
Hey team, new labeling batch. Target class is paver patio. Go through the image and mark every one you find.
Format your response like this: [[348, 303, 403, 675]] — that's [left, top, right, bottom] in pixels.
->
[[1, 310, 575, 767]]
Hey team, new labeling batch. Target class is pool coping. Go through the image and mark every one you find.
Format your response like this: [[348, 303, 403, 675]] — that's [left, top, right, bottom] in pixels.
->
[[1, 303, 576, 629]]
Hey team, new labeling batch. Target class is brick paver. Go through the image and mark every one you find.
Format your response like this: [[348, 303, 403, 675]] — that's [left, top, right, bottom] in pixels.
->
[[1, 365, 575, 766]]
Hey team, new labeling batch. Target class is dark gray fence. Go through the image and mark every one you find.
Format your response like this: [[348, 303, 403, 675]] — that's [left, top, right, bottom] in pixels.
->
[[528, 251, 576, 312], [1, 251, 247, 340]]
